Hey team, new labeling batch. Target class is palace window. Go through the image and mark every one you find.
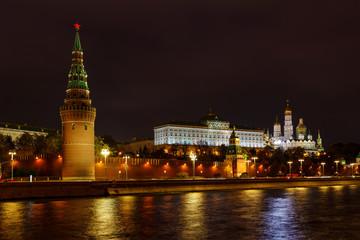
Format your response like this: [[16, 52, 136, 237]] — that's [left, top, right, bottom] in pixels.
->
[[85, 124, 87, 130], [72, 124, 75, 130]]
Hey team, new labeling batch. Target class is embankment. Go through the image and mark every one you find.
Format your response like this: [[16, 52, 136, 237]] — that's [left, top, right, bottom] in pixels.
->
[[1, 178, 360, 201]]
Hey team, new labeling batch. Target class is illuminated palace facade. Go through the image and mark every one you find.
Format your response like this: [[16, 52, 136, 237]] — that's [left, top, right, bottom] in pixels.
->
[[154, 109, 264, 148]]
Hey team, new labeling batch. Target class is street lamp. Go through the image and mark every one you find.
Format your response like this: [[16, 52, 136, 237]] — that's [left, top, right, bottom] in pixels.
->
[[334, 160, 339, 176], [124, 155, 130, 180], [118, 170, 121, 180], [252, 157, 258, 178], [190, 152, 197, 180], [299, 159, 304, 177], [101, 149, 110, 181], [9, 151, 16, 181], [321, 162, 325, 176], [350, 163, 354, 176], [246, 160, 251, 177], [287, 161, 293, 177]]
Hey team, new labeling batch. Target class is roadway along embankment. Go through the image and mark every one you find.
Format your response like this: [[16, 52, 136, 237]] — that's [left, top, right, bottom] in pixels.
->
[[1, 178, 360, 201], [107, 178, 360, 195]]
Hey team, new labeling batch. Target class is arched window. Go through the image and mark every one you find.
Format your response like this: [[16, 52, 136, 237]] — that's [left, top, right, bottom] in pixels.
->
[[72, 124, 75, 130], [85, 124, 87, 130]]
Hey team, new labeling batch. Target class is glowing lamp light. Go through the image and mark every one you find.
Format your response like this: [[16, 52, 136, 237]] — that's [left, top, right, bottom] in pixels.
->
[[101, 149, 110, 181]]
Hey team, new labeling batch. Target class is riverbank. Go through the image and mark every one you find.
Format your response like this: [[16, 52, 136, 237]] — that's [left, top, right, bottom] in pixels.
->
[[1, 178, 360, 200]]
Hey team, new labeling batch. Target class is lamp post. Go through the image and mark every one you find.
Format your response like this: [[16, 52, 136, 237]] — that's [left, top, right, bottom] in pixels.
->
[[9, 151, 16, 181], [321, 162, 325, 176], [190, 153, 197, 180], [287, 161, 293, 177], [350, 163, 354, 176], [101, 149, 110, 181], [299, 159, 304, 177], [252, 157, 258, 178], [124, 155, 129, 180], [246, 160, 251, 177], [118, 170, 121, 180], [334, 160, 339, 176]]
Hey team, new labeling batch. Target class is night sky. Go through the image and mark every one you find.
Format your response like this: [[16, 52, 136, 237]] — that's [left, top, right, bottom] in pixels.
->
[[1, 0, 359, 148]]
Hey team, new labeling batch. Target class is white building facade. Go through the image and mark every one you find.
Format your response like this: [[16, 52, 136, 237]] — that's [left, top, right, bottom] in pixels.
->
[[154, 110, 264, 148], [0, 122, 59, 140]]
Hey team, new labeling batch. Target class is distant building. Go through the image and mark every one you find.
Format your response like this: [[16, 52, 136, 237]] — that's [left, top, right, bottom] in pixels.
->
[[0, 122, 59, 140], [268, 100, 323, 152], [154, 108, 264, 148]]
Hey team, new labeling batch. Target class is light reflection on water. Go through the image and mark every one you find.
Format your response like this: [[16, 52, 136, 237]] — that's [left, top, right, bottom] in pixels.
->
[[1, 185, 360, 239]]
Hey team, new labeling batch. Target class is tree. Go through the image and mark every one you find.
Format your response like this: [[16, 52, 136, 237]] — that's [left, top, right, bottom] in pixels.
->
[[34, 135, 47, 154], [45, 133, 62, 154], [142, 145, 149, 158], [95, 136, 109, 156], [0, 134, 15, 160], [16, 133, 35, 155], [102, 135, 119, 156]]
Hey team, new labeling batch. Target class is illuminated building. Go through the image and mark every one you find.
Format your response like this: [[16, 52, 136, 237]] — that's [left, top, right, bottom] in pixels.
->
[[269, 100, 323, 152], [154, 108, 264, 148], [60, 24, 97, 180], [0, 122, 58, 140]]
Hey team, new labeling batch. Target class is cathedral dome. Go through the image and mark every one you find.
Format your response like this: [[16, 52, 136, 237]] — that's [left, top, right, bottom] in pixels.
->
[[199, 108, 221, 123]]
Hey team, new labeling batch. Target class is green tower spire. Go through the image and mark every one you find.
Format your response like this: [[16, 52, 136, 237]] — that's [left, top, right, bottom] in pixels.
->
[[67, 23, 89, 90], [227, 126, 242, 155], [316, 130, 324, 151], [73, 31, 82, 51]]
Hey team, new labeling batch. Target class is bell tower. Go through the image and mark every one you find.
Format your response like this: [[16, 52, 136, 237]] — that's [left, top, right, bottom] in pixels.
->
[[60, 23, 96, 180], [284, 100, 294, 140]]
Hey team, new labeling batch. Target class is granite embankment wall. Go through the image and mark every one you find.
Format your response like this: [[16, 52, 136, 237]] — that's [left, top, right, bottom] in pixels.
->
[[1, 178, 360, 201]]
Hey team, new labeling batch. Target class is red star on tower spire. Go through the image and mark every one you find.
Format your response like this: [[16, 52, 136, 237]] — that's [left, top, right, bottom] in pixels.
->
[[74, 23, 81, 31]]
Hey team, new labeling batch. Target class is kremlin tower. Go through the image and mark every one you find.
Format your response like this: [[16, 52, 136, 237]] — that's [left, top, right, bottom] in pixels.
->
[[284, 100, 294, 140], [60, 24, 97, 180], [225, 126, 247, 177]]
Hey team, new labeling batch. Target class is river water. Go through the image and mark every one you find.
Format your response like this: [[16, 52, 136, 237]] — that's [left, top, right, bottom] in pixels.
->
[[1, 185, 360, 240]]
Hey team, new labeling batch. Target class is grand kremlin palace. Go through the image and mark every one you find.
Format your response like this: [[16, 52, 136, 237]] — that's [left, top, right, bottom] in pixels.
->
[[154, 109, 264, 148]]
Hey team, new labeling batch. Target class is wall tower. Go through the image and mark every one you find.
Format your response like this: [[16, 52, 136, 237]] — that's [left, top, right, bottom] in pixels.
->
[[283, 100, 294, 140], [316, 130, 324, 151], [60, 24, 97, 180], [225, 127, 247, 177]]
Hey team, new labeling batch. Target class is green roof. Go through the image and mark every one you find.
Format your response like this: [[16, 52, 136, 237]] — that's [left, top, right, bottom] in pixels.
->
[[67, 29, 89, 90], [230, 128, 238, 138], [73, 31, 82, 51], [227, 144, 242, 155]]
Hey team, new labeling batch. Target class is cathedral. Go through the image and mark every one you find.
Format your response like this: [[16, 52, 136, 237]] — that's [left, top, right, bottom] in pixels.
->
[[267, 100, 324, 152]]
